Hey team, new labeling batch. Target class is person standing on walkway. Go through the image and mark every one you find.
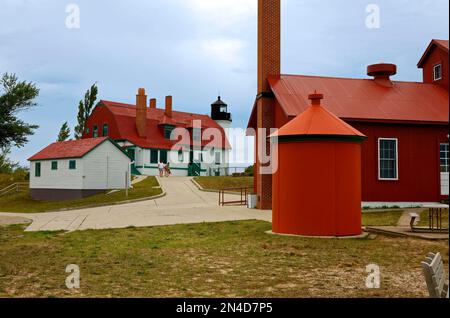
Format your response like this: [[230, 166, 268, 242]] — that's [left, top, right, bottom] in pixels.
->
[[158, 161, 165, 177], [165, 162, 172, 177]]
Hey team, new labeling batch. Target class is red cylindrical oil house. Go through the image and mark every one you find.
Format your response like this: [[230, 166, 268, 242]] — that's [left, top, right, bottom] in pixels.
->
[[270, 91, 367, 237]]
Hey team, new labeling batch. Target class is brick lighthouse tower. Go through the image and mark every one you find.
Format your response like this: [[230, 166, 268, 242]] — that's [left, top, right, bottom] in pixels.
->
[[254, 0, 281, 209]]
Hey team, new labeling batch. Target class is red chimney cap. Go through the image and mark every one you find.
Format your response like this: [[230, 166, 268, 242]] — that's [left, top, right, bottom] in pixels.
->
[[308, 91, 324, 105], [138, 88, 146, 95], [367, 63, 397, 78]]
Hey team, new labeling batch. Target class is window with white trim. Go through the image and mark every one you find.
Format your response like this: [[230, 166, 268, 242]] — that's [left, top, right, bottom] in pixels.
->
[[215, 152, 221, 165], [434, 64, 442, 81], [178, 150, 184, 163], [378, 138, 398, 180], [93, 125, 98, 138], [440, 143, 449, 173]]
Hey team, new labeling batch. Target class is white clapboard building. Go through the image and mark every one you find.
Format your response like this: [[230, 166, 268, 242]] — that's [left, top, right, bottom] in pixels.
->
[[28, 137, 132, 201]]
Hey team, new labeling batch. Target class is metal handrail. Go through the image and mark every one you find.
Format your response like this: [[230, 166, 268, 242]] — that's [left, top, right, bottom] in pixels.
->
[[0, 182, 29, 197], [219, 187, 253, 206]]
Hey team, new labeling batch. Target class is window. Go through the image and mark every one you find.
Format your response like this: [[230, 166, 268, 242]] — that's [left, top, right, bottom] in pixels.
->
[[215, 152, 221, 165], [102, 124, 109, 137], [178, 150, 184, 163], [51, 161, 58, 170], [35, 162, 41, 177], [85, 127, 90, 134], [434, 64, 442, 81], [69, 160, 77, 170], [193, 128, 201, 141], [160, 150, 168, 164], [441, 143, 449, 173], [150, 150, 159, 164], [93, 125, 98, 138], [164, 125, 174, 140], [378, 138, 398, 180]]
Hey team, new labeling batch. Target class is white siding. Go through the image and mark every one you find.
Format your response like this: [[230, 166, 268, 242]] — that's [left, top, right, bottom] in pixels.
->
[[441, 173, 449, 195], [83, 141, 131, 189], [135, 147, 231, 176], [29, 159, 84, 189], [29, 140, 131, 190]]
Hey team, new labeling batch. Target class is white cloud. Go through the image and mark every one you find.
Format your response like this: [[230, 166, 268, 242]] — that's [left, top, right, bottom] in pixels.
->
[[186, 0, 256, 27], [200, 38, 246, 65]]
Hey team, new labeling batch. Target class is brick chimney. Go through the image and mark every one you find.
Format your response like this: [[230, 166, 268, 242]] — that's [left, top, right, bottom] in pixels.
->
[[255, 0, 281, 210], [165, 96, 173, 117], [258, 0, 281, 94], [150, 98, 157, 109], [136, 88, 147, 138]]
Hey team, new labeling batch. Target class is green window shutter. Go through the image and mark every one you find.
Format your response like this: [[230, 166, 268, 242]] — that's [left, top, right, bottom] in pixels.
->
[[150, 150, 159, 164], [102, 124, 109, 136], [51, 161, 58, 170], [35, 162, 41, 177], [160, 150, 168, 164], [69, 160, 77, 170]]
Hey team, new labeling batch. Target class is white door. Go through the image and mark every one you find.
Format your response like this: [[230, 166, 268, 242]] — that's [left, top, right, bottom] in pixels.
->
[[440, 143, 449, 196]]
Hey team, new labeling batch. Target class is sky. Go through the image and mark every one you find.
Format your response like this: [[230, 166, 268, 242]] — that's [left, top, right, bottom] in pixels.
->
[[1, 0, 449, 165]]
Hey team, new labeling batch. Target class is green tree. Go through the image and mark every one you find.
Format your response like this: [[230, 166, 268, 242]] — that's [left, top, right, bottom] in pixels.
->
[[0, 147, 19, 174], [0, 73, 40, 149], [245, 165, 254, 176], [74, 83, 98, 139], [57, 122, 71, 142]]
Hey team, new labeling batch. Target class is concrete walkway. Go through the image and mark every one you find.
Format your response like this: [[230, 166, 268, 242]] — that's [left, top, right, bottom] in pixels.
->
[[0, 177, 271, 232], [365, 208, 449, 241]]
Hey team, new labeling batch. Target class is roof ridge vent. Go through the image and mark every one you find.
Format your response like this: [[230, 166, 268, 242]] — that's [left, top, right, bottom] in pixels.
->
[[367, 63, 397, 88]]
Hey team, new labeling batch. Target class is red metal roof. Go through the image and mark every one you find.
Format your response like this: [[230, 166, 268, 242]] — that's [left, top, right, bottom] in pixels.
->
[[271, 92, 366, 138], [248, 74, 449, 128], [418, 39, 449, 68], [96, 101, 231, 150], [28, 137, 109, 161]]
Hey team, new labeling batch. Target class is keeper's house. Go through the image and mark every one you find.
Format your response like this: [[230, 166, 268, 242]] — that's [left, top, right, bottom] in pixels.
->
[[28, 137, 132, 201], [82, 88, 232, 177]]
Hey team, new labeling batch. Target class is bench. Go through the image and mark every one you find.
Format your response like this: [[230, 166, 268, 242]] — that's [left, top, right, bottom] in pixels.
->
[[421, 252, 449, 298]]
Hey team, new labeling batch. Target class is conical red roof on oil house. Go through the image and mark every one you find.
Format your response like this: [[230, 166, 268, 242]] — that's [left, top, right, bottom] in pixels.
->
[[270, 91, 367, 140]]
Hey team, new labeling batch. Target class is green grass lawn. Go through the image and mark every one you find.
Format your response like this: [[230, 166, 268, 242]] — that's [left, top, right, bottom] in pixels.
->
[[0, 220, 447, 298], [0, 177, 162, 213], [418, 209, 449, 228], [194, 176, 253, 191], [362, 210, 405, 226]]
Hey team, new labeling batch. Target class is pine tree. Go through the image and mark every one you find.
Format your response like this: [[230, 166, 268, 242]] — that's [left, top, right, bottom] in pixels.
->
[[74, 83, 98, 139], [57, 122, 71, 142], [0, 73, 39, 149]]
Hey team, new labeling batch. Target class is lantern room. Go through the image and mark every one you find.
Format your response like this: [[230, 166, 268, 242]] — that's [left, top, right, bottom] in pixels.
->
[[270, 91, 367, 237]]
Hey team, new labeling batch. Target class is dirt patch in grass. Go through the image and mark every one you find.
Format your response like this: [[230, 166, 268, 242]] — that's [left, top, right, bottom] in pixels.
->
[[0, 177, 162, 213], [0, 220, 447, 298], [194, 176, 253, 191], [362, 210, 405, 226]]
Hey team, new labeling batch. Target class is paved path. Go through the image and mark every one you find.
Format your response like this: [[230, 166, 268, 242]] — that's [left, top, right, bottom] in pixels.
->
[[0, 177, 271, 232]]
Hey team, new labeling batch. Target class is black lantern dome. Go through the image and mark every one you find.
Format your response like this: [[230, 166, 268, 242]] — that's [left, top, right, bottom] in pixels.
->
[[211, 96, 232, 122]]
